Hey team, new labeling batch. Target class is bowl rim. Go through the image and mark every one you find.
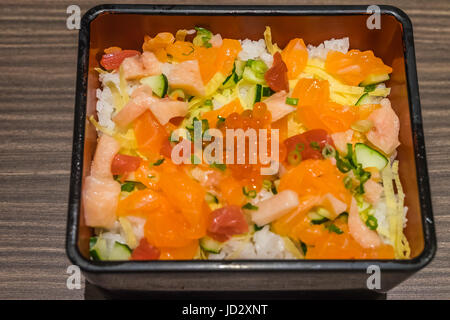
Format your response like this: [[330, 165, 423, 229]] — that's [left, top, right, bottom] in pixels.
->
[[67, 4, 436, 274]]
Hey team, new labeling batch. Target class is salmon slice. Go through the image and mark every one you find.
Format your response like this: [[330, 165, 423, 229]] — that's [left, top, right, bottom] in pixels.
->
[[112, 85, 158, 128], [166, 60, 205, 96], [82, 175, 120, 229], [263, 91, 296, 122], [121, 52, 161, 80], [148, 98, 189, 125], [366, 98, 400, 155], [90, 134, 121, 179]]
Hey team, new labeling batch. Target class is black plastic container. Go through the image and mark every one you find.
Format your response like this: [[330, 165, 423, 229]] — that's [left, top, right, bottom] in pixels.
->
[[67, 4, 436, 293]]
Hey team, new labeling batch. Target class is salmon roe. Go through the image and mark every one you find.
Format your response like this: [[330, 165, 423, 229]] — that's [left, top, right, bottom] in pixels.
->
[[220, 103, 274, 190]]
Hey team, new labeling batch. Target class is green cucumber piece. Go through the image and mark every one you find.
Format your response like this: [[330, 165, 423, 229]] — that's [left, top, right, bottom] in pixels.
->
[[168, 89, 185, 101], [242, 66, 265, 84], [354, 143, 388, 170], [200, 236, 223, 254], [108, 242, 132, 260], [234, 60, 246, 79], [355, 92, 383, 106], [262, 86, 275, 97], [140, 74, 168, 98], [308, 211, 328, 224], [89, 237, 108, 261], [89, 236, 132, 261], [222, 71, 239, 89], [360, 73, 390, 86], [245, 84, 263, 108]]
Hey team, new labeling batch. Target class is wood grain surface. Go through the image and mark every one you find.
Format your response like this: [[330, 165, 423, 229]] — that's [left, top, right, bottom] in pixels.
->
[[0, 0, 448, 300]]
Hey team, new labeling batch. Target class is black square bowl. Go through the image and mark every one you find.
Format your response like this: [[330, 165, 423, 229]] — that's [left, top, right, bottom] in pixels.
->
[[67, 4, 436, 293]]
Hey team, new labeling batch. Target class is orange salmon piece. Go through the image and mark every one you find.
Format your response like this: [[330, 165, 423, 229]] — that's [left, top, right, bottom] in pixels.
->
[[134, 111, 168, 162], [325, 49, 393, 86], [201, 98, 243, 128], [281, 38, 308, 80]]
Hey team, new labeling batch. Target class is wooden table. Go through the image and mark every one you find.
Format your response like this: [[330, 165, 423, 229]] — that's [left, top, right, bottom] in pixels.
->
[[0, 0, 448, 300]]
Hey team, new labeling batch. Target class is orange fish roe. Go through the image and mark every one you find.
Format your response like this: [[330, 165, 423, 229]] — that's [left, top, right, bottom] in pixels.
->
[[220, 102, 274, 191], [325, 49, 393, 86]]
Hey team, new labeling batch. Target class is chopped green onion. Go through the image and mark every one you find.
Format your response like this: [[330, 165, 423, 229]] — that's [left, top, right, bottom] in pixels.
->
[[299, 241, 308, 256], [216, 115, 226, 127], [326, 223, 343, 235], [204, 99, 213, 106], [120, 181, 146, 193], [271, 185, 278, 195], [242, 186, 257, 199], [242, 202, 258, 210], [210, 162, 226, 171], [322, 144, 336, 159], [310, 141, 320, 150], [121, 182, 135, 192], [287, 149, 302, 166], [205, 192, 219, 204], [182, 45, 195, 56], [343, 176, 353, 189], [365, 215, 378, 230], [285, 97, 299, 106], [262, 179, 272, 191], [152, 158, 165, 166], [193, 27, 213, 48], [295, 142, 305, 152], [254, 224, 264, 231]]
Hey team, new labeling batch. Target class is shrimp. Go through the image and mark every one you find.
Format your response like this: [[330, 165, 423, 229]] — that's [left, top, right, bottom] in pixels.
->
[[112, 85, 157, 128], [348, 197, 381, 248], [166, 60, 205, 96], [263, 91, 296, 122], [331, 129, 353, 155], [121, 51, 161, 80], [363, 179, 383, 205], [251, 190, 299, 226], [366, 98, 400, 155], [82, 134, 121, 228]]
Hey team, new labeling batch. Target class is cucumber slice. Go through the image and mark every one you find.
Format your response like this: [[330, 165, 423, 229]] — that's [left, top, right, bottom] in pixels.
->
[[140, 74, 168, 98], [108, 242, 132, 260], [169, 89, 185, 101], [244, 84, 262, 108], [262, 86, 275, 97], [246, 59, 268, 74], [234, 60, 246, 79], [89, 237, 108, 261], [242, 66, 265, 84], [89, 236, 132, 261], [308, 209, 330, 225], [360, 73, 390, 86], [222, 71, 239, 89], [200, 236, 223, 254], [355, 92, 382, 106], [354, 143, 388, 170]]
